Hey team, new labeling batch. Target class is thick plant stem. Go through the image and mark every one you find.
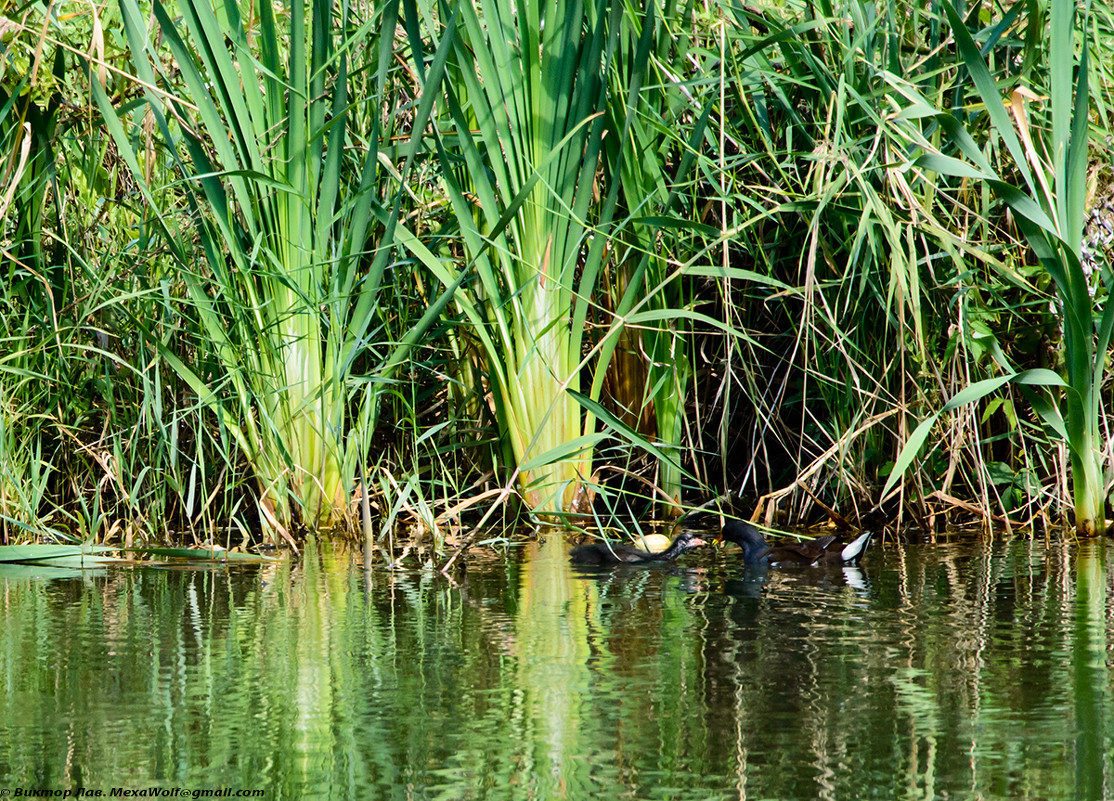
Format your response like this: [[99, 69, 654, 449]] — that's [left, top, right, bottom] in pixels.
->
[[1069, 425, 1105, 536]]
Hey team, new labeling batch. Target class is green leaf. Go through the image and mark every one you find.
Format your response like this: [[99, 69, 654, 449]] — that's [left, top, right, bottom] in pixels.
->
[[128, 547, 278, 562], [940, 375, 1015, 412], [568, 390, 686, 477], [0, 564, 102, 580], [518, 434, 606, 473], [941, 0, 1036, 195], [881, 415, 942, 498], [986, 462, 1016, 486], [1013, 368, 1070, 388], [884, 365, 1083, 498], [914, 153, 991, 181], [680, 265, 794, 289], [0, 544, 114, 564], [1019, 385, 1071, 444]]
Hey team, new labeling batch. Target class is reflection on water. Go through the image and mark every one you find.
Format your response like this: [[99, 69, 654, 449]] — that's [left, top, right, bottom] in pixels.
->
[[0, 536, 1108, 799]]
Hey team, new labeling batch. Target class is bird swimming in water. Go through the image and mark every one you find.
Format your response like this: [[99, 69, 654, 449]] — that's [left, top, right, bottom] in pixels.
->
[[719, 520, 873, 566], [569, 530, 708, 565]]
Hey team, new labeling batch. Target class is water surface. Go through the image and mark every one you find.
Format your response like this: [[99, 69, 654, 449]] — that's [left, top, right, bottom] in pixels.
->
[[0, 536, 1108, 799]]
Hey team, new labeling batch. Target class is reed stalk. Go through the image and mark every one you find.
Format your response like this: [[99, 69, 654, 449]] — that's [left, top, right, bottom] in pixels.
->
[[401, 0, 641, 517], [885, 0, 1108, 534], [91, 0, 444, 537]]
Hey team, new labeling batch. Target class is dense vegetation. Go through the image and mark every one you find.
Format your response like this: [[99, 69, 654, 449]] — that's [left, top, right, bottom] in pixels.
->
[[1, 0, 1112, 552]]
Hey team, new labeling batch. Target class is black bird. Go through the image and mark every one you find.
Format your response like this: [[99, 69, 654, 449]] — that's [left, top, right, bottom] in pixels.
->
[[719, 520, 770, 565], [719, 520, 872, 566], [569, 530, 708, 565]]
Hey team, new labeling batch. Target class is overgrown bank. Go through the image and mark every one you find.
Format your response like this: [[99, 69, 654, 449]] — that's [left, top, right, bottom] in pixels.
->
[[1, 0, 1112, 552]]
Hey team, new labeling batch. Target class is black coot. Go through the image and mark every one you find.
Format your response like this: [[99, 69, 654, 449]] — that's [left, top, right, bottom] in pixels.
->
[[720, 520, 872, 566]]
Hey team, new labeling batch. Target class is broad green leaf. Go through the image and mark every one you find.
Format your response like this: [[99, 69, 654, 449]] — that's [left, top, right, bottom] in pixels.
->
[[913, 153, 991, 181], [0, 544, 114, 563], [129, 547, 278, 562], [1019, 385, 1071, 445], [568, 390, 686, 477], [940, 375, 1016, 412], [1013, 368, 1070, 388], [518, 434, 606, 473], [0, 564, 101, 580], [680, 265, 794, 289], [881, 415, 941, 498]]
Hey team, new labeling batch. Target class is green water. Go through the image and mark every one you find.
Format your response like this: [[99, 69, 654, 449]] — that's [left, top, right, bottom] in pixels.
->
[[0, 536, 1109, 799]]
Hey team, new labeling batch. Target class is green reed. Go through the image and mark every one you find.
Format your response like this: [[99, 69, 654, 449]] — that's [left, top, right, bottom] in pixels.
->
[[882, 0, 1109, 534], [398, 0, 638, 517], [90, 0, 454, 538]]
